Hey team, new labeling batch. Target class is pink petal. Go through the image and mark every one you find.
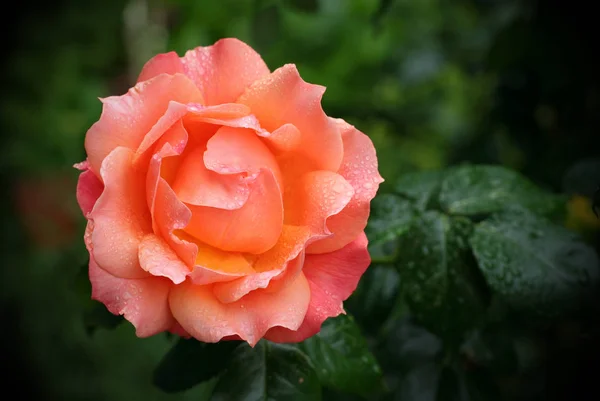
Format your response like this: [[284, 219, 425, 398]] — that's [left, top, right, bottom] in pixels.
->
[[179, 38, 270, 105], [138, 52, 185, 83], [144, 122, 256, 284], [76, 168, 104, 217], [184, 169, 284, 254], [307, 119, 384, 254], [173, 125, 282, 209], [258, 123, 302, 153], [170, 272, 310, 346], [204, 126, 283, 189], [138, 234, 190, 284], [171, 144, 252, 210], [135, 102, 253, 164], [89, 147, 151, 279], [237, 64, 343, 172], [89, 257, 174, 337], [212, 225, 312, 303], [265, 233, 370, 343], [85, 73, 203, 175], [284, 170, 354, 239]]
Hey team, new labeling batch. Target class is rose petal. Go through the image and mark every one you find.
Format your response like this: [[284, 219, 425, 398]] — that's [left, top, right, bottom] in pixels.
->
[[237, 64, 343, 172], [90, 147, 151, 279], [170, 272, 310, 346], [307, 119, 384, 253], [76, 168, 104, 217], [212, 225, 311, 303], [179, 38, 270, 105], [204, 126, 283, 189], [138, 234, 190, 284], [265, 233, 370, 343], [184, 169, 283, 254], [138, 52, 185, 83], [85, 73, 203, 175], [135, 102, 253, 164], [89, 257, 174, 337], [284, 170, 354, 239], [172, 144, 252, 210], [174, 124, 282, 209], [257, 123, 302, 153]]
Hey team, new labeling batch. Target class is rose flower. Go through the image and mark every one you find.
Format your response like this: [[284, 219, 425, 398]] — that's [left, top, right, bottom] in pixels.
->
[[75, 38, 383, 346]]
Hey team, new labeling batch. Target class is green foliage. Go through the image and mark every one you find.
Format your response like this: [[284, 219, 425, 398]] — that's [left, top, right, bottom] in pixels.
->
[[396, 212, 487, 340], [211, 342, 322, 401], [297, 315, 383, 397], [438, 165, 566, 219], [361, 163, 599, 400], [470, 208, 599, 316], [153, 339, 241, 393]]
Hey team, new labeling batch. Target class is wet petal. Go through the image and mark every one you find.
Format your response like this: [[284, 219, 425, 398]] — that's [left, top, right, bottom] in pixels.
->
[[204, 126, 283, 188], [212, 225, 311, 303], [138, 234, 190, 284], [184, 169, 283, 254], [85, 73, 203, 175], [89, 257, 174, 337], [284, 170, 354, 239], [90, 147, 151, 279], [170, 272, 310, 346], [138, 51, 185, 83], [307, 119, 383, 253], [238, 64, 343, 172], [76, 167, 104, 217], [265, 233, 370, 342], [179, 38, 270, 105], [172, 144, 252, 210]]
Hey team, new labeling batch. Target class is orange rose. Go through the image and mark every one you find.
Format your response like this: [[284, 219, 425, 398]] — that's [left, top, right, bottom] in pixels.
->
[[75, 38, 383, 345]]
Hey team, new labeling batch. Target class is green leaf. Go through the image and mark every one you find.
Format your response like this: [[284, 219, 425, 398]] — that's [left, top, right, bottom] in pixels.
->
[[379, 318, 442, 400], [366, 194, 419, 262], [153, 339, 241, 393], [297, 315, 383, 397], [345, 264, 400, 334], [397, 212, 488, 340], [212, 341, 322, 401], [395, 362, 441, 401], [470, 208, 600, 316], [438, 164, 565, 218], [394, 170, 445, 210]]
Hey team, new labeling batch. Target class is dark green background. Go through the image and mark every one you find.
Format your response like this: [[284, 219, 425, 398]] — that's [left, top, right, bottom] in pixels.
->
[[1, 0, 599, 400]]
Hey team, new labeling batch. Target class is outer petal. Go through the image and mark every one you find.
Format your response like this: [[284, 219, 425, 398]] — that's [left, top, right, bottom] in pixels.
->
[[138, 52, 185, 83], [89, 257, 174, 337], [265, 233, 370, 343], [89, 147, 151, 279], [76, 167, 104, 217], [179, 38, 270, 105], [185, 169, 284, 254], [284, 170, 354, 239], [85, 73, 203, 175], [237, 64, 343, 172], [307, 119, 384, 253], [170, 272, 310, 346]]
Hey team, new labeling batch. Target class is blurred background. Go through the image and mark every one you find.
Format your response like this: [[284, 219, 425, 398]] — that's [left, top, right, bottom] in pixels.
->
[[1, 0, 599, 400]]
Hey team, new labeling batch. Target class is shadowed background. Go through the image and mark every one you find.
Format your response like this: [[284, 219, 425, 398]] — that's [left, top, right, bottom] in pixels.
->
[[1, 0, 599, 400]]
